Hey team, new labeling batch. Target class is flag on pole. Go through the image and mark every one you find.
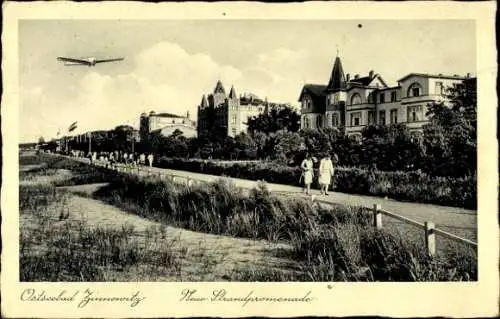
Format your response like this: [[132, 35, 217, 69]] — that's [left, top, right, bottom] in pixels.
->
[[68, 121, 78, 132]]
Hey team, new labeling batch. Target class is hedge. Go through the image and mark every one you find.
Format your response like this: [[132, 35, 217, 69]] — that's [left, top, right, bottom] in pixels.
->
[[155, 157, 476, 209]]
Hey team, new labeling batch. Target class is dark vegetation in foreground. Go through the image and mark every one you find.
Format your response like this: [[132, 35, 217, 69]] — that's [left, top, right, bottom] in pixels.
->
[[20, 154, 477, 281], [57, 156, 477, 281]]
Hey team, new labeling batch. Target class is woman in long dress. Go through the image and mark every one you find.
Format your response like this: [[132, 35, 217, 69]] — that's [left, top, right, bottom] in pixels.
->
[[300, 153, 314, 195], [318, 154, 335, 195]]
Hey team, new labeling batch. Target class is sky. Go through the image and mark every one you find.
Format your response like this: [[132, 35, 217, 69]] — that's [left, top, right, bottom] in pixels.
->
[[19, 19, 475, 143]]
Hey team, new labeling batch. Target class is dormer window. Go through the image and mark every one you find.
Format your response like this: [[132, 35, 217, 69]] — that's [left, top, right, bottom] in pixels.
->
[[408, 83, 423, 97]]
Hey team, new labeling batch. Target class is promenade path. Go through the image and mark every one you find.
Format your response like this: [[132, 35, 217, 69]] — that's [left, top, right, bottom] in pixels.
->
[[123, 162, 477, 242], [61, 155, 478, 242]]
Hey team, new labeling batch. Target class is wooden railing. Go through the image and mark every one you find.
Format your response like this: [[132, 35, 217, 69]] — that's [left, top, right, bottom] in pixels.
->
[[58, 154, 478, 257], [315, 199, 477, 256]]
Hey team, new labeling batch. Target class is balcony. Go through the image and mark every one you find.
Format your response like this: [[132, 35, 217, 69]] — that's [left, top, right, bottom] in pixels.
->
[[401, 94, 444, 105]]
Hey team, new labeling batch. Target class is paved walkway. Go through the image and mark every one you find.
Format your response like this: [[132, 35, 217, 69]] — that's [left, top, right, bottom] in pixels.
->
[[61, 155, 478, 242]]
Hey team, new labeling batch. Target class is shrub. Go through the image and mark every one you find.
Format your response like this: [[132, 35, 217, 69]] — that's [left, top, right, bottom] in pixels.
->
[[155, 157, 476, 209]]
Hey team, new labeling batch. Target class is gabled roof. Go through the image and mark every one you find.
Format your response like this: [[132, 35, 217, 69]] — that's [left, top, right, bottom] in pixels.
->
[[213, 80, 226, 94], [326, 56, 346, 92], [397, 73, 467, 82], [298, 84, 327, 113], [349, 74, 388, 88], [349, 76, 372, 86]]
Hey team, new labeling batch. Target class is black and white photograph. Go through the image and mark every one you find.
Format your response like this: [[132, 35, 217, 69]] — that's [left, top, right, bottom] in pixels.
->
[[2, 1, 498, 318]]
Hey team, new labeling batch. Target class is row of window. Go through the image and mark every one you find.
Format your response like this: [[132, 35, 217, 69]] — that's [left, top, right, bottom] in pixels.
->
[[302, 105, 424, 128], [349, 106, 423, 126], [309, 82, 445, 109]]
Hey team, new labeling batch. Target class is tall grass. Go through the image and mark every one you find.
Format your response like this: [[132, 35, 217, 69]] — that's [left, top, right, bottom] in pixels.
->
[[20, 221, 185, 281], [88, 173, 476, 281], [19, 180, 185, 281], [20, 153, 478, 281]]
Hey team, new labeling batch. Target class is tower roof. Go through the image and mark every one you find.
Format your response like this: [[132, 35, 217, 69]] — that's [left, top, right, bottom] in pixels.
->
[[229, 85, 237, 99], [327, 56, 346, 92], [200, 94, 208, 107], [214, 80, 226, 94]]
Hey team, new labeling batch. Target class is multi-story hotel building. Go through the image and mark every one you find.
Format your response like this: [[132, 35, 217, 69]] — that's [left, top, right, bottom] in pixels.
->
[[299, 55, 472, 138], [197, 80, 269, 138]]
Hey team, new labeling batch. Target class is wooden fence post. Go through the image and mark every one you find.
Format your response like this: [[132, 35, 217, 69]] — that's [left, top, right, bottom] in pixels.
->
[[373, 204, 382, 229], [425, 221, 436, 257]]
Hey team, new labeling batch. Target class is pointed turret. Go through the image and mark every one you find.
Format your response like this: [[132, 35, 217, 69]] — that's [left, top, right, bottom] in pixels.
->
[[213, 80, 226, 95], [229, 85, 237, 99], [200, 95, 208, 108], [327, 56, 346, 92]]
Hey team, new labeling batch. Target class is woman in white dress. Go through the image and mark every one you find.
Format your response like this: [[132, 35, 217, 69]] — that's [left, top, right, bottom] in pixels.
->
[[300, 153, 314, 195], [318, 154, 335, 195]]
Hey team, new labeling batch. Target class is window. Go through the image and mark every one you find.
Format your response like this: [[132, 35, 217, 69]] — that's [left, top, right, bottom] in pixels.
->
[[390, 109, 398, 124], [408, 83, 423, 97], [367, 93, 373, 103], [232, 128, 237, 136], [330, 93, 339, 105], [435, 82, 443, 95], [351, 93, 362, 105], [407, 105, 423, 122], [368, 110, 375, 125], [332, 113, 340, 127], [231, 115, 237, 125], [316, 115, 323, 128], [391, 92, 397, 102], [379, 111, 386, 125], [350, 112, 361, 126], [379, 93, 385, 103]]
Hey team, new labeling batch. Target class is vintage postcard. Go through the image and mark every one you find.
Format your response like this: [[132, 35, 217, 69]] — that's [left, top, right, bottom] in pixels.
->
[[2, 1, 498, 318]]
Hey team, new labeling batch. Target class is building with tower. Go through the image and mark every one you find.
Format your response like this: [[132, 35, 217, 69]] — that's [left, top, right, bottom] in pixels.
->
[[299, 55, 472, 138], [197, 80, 269, 138]]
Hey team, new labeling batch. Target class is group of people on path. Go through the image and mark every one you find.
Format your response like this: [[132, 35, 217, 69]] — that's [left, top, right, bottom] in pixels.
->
[[68, 150, 155, 168], [300, 152, 337, 196]]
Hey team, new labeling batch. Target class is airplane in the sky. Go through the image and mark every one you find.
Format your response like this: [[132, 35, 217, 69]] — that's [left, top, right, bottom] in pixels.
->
[[57, 56, 124, 67]]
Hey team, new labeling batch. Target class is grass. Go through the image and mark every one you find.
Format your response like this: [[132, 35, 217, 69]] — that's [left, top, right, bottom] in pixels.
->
[[19, 152, 478, 282]]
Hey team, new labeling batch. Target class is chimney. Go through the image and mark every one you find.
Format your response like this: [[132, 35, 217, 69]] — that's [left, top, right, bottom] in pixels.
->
[[346, 73, 350, 81], [354, 74, 359, 80], [466, 73, 471, 78], [369, 70, 374, 78]]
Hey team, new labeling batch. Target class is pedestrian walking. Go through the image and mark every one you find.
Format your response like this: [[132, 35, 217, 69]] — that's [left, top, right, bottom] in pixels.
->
[[147, 153, 154, 168], [300, 153, 314, 195], [318, 154, 335, 195]]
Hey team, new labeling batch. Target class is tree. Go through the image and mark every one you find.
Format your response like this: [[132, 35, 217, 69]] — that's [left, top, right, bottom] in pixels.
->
[[234, 133, 258, 160], [271, 130, 304, 164], [37, 136, 45, 145], [300, 128, 332, 159], [247, 105, 301, 134], [423, 80, 477, 176]]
